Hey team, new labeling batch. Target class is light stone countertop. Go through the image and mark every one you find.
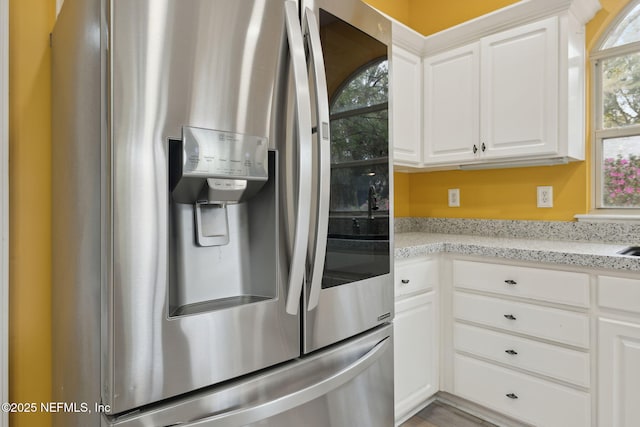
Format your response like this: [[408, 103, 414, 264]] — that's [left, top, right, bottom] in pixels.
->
[[394, 232, 640, 272]]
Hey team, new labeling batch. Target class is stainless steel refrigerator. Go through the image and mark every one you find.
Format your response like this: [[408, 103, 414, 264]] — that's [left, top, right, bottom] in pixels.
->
[[52, 0, 394, 425]]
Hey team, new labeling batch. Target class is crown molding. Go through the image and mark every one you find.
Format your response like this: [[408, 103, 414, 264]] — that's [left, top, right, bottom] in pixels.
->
[[421, 0, 602, 56]]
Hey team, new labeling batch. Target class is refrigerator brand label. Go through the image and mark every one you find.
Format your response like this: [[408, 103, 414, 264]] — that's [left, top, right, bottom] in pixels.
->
[[377, 312, 391, 322]]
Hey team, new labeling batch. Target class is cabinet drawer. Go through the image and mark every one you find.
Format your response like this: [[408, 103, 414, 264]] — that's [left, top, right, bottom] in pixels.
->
[[454, 354, 590, 427], [454, 323, 590, 387], [598, 275, 640, 314], [454, 292, 589, 348], [395, 257, 438, 297], [453, 259, 589, 307]]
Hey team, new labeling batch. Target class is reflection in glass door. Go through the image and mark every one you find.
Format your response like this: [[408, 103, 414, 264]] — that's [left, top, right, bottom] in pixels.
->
[[319, 10, 390, 288]]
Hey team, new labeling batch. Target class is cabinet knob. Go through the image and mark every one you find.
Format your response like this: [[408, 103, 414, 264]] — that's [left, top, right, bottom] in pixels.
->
[[401, 279, 410, 284], [505, 349, 518, 355], [504, 314, 517, 320], [506, 393, 519, 400], [481, 142, 486, 152], [473, 144, 478, 154], [504, 279, 517, 285]]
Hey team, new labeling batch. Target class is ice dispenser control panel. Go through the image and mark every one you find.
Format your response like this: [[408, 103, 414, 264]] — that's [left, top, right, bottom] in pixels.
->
[[182, 127, 268, 179], [170, 127, 269, 205]]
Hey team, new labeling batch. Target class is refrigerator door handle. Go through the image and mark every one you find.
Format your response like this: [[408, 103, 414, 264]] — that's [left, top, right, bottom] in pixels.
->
[[180, 337, 391, 427], [303, 7, 331, 312], [284, 1, 313, 315]]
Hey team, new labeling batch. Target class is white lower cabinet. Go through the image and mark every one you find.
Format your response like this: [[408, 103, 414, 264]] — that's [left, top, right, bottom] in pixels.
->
[[393, 255, 640, 427], [450, 257, 591, 426], [455, 323, 590, 387], [597, 275, 640, 427], [454, 354, 590, 427], [394, 258, 438, 423]]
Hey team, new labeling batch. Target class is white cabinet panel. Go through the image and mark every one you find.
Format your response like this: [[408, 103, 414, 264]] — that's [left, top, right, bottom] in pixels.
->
[[598, 275, 640, 314], [480, 16, 558, 159], [455, 323, 590, 387], [453, 259, 590, 307], [423, 43, 479, 164], [392, 45, 422, 166], [394, 291, 438, 422], [454, 354, 590, 427], [454, 291, 590, 348], [421, 14, 583, 168], [598, 318, 640, 427], [395, 257, 438, 297]]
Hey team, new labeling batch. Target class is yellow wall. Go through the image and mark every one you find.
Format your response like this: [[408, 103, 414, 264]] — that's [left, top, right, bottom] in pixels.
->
[[5, 2, 636, 427], [408, 0, 519, 36], [393, 0, 633, 221], [9, 0, 55, 426], [365, 0, 411, 24]]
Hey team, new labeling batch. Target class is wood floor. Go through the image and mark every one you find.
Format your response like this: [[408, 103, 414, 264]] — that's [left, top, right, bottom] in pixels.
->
[[400, 402, 497, 427]]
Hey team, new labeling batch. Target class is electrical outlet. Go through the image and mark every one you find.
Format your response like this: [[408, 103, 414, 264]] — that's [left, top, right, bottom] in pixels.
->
[[537, 186, 553, 208], [448, 189, 460, 207]]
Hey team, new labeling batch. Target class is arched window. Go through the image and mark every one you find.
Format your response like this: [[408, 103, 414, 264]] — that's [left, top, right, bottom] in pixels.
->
[[328, 58, 389, 213], [592, 1, 640, 211]]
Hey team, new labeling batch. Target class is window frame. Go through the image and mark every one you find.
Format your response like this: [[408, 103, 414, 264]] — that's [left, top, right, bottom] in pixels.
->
[[328, 57, 390, 216], [590, 1, 640, 216]]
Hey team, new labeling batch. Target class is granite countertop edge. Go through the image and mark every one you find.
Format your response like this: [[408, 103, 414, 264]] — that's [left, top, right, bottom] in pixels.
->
[[394, 232, 640, 272]]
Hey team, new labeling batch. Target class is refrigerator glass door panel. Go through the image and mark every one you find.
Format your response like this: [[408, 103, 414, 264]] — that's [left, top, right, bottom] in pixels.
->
[[109, 0, 301, 413], [107, 325, 393, 427], [302, 0, 394, 353]]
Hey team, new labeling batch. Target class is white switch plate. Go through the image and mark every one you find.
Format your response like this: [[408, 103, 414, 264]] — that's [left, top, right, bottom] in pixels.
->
[[537, 186, 553, 208], [448, 189, 460, 207]]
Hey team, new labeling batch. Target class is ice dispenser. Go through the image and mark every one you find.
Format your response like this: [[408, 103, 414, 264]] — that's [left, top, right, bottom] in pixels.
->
[[168, 126, 277, 316], [170, 126, 269, 246]]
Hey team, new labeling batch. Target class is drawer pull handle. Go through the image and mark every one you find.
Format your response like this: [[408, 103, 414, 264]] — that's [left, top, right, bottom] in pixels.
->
[[401, 279, 410, 284], [505, 349, 518, 355], [504, 314, 517, 320], [505, 279, 517, 285], [506, 393, 519, 400]]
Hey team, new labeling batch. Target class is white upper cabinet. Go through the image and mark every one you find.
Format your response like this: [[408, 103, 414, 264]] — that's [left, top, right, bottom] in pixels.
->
[[391, 22, 424, 167], [480, 17, 559, 160], [392, 44, 423, 166], [423, 16, 573, 167], [389, 0, 600, 169], [423, 42, 479, 164]]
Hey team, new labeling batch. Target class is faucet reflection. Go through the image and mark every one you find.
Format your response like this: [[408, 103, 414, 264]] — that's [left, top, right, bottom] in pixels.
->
[[368, 185, 379, 220]]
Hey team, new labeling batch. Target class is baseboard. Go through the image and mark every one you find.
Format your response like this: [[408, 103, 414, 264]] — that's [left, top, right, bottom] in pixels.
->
[[431, 392, 534, 427], [395, 395, 437, 426]]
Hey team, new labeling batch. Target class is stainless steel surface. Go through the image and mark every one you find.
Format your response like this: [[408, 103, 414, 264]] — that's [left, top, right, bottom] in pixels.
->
[[302, 0, 394, 353], [283, 0, 313, 315], [109, 0, 299, 413], [181, 127, 269, 179], [53, 0, 395, 425], [194, 202, 230, 246], [304, 7, 331, 312], [170, 126, 269, 205], [302, 0, 391, 46], [51, 0, 104, 425], [107, 324, 393, 427], [619, 246, 640, 256]]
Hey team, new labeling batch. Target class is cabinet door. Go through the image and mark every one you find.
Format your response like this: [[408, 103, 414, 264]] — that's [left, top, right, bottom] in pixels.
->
[[423, 42, 479, 165], [598, 318, 640, 427], [392, 45, 422, 166], [480, 16, 558, 159], [394, 291, 438, 421]]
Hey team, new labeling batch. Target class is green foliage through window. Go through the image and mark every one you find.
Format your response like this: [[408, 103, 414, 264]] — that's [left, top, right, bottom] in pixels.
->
[[602, 53, 640, 128], [329, 58, 389, 213]]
